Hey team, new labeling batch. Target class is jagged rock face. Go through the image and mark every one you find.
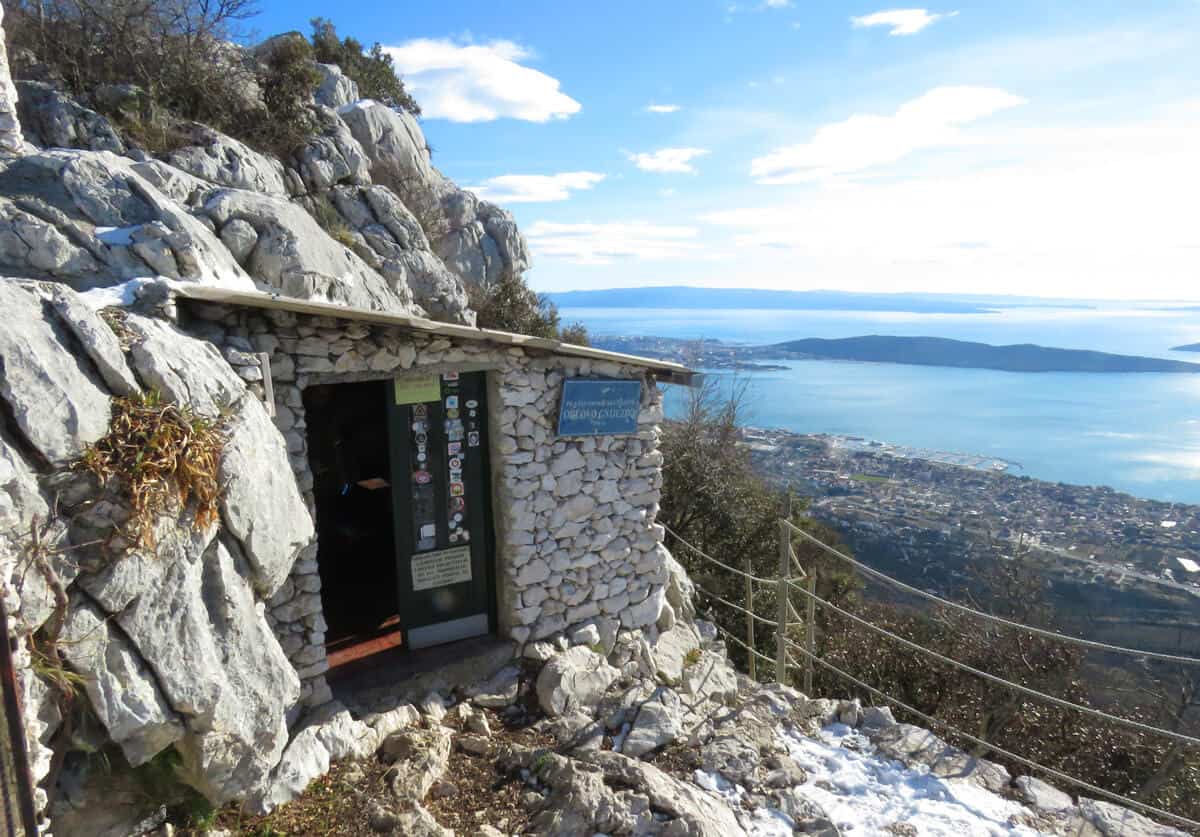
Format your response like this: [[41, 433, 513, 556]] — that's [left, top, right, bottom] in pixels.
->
[[0, 4, 25, 154], [15, 81, 126, 153], [339, 99, 531, 290], [291, 106, 372, 194], [0, 150, 251, 286], [0, 279, 315, 833], [203, 187, 416, 312], [166, 124, 289, 196], [314, 64, 359, 110]]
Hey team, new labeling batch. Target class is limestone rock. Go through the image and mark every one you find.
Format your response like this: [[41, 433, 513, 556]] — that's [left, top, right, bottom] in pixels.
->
[[339, 100, 435, 187], [167, 124, 288, 196], [622, 687, 683, 757], [126, 314, 246, 418], [218, 393, 315, 596], [204, 188, 416, 313], [314, 64, 359, 110], [137, 538, 300, 803], [0, 428, 46, 546], [0, 279, 111, 463], [382, 726, 452, 803], [871, 723, 1011, 794], [1014, 775, 1073, 813], [15, 81, 125, 153], [1070, 797, 1185, 837], [59, 598, 185, 766], [536, 646, 619, 717], [44, 282, 140, 396], [0, 150, 252, 287], [291, 106, 371, 193], [0, 4, 28, 154]]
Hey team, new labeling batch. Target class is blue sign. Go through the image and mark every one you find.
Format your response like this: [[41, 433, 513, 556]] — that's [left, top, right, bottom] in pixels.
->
[[557, 379, 642, 437]]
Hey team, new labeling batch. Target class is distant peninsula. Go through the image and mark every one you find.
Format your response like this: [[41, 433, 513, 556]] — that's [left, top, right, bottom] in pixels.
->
[[547, 286, 1095, 315], [758, 336, 1200, 373], [1172, 342, 1200, 352]]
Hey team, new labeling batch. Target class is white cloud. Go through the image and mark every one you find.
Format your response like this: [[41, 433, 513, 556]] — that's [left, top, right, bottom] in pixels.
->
[[750, 86, 1025, 183], [704, 101, 1200, 299], [465, 172, 605, 203], [526, 221, 702, 264], [626, 147, 710, 173], [646, 103, 681, 113], [851, 8, 957, 36], [764, 0, 791, 7], [384, 39, 580, 122]]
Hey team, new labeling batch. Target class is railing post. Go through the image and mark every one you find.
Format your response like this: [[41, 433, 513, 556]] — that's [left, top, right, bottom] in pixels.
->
[[776, 494, 792, 685], [804, 569, 816, 695], [744, 557, 756, 681]]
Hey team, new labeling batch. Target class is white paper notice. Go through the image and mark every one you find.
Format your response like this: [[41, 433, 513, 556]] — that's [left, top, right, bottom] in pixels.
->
[[411, 546, 472, 591]]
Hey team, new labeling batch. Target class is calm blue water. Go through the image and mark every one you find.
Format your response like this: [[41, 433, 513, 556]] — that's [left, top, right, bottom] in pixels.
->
[[561, 306, 1200, 504]]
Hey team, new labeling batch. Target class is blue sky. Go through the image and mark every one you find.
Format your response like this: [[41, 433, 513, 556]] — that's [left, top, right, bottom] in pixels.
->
[[252, 2, 1200, 300]]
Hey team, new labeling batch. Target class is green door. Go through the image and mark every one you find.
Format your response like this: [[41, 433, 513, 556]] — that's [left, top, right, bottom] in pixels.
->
[[386, 371, 494, 649]]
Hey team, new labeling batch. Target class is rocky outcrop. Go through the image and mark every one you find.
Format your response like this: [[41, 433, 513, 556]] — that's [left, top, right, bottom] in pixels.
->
[[0, 4, 25, 154], [0, 150, 251, 286], [15, 81, 126, 153], [339, 98, 531, 289], [0, 279, 317, 834], [166, 124, 289, 196], [314, 63, 359, 110]]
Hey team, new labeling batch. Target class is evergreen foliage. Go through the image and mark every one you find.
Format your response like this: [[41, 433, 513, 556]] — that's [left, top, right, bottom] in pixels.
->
[[310, 18, 420, 114]]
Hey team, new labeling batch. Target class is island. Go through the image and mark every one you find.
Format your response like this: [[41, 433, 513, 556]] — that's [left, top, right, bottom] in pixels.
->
[[1172, 342, 1200, 352], [591, 335, 1200, 374], [758, 336, 1200, 373]]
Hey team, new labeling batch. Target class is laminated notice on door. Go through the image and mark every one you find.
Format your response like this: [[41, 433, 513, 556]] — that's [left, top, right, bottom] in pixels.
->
[[411, 546, 472, 591], [394, 375, 441, 405]]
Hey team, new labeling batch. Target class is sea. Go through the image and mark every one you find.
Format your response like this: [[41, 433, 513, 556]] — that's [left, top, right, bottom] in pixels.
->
[[559, 304, 1200, 505]]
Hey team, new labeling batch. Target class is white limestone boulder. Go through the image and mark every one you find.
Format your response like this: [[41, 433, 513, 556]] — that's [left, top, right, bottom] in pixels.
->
[[167, 124, 289, 196], [314, 64, 359, 110], [0, 279, 111, 464], [536, 646, 620, 717]]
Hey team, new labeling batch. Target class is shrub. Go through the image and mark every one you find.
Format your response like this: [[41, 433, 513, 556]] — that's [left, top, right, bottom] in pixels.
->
[[468, 274, 554, 338], [79, 391, 226, 549], [248, 35, 321, 157], [310, 18, 420, 114], [6, 0, 260, 131], [370, 160, 450, 244]]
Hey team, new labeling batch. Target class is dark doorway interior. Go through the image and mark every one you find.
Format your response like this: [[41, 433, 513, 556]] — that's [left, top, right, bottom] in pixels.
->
[[303, 380, 400, 662]]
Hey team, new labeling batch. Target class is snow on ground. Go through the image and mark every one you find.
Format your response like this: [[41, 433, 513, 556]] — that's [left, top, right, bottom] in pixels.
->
[[776, 723, 1046, 837], [688, 723, 1049, 837]]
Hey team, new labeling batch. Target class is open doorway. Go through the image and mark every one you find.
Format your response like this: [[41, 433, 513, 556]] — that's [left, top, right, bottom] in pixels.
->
[[303, 380, 402, 667]]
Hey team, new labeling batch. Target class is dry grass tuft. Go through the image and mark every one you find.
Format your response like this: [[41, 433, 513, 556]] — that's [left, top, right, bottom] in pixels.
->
[[80, 391, 226, 549]]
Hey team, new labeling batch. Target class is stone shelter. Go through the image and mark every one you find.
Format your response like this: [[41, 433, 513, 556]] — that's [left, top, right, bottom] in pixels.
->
[[169, 283, 695, 714]]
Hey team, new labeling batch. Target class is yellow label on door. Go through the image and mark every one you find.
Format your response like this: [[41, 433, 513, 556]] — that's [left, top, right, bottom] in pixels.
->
[[394, 375, 441, 405]]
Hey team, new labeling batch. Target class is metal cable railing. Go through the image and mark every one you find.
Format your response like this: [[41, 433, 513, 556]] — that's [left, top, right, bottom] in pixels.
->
[[781, 519, 1200, 666]]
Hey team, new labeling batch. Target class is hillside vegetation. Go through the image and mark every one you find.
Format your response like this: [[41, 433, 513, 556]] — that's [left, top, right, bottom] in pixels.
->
[[659, 377, 1200, 825]]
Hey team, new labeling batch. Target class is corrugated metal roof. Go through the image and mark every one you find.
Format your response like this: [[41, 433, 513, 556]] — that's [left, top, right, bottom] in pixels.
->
[[171, 285, 696, 385]]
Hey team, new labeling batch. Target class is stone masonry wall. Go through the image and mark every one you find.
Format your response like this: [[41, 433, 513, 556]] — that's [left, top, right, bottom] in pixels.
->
[[180, 300, 672, 713]]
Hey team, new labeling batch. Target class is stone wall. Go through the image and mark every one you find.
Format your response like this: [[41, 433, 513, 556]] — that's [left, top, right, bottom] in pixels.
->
[[181, 299, 673, 710]]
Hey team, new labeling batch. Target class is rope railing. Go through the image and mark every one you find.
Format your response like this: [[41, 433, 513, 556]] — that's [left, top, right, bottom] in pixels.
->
[[781, 519, 1200, 667], [691, 580, 780, 627], [664, 516, 1200, 831], [663, 523, 777, 585], [782, 638, 1200, 832], [784, 576, 1200, 747]]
